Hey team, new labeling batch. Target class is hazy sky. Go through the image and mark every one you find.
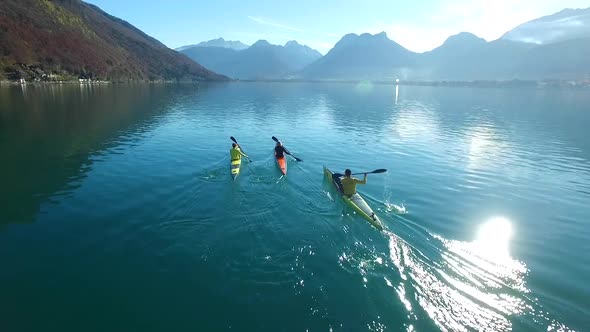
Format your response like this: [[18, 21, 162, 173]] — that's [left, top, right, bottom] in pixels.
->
[[85, 0, 589, 54]]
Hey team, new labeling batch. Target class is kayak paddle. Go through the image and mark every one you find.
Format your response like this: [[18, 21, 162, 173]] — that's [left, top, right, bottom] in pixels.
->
[[230, 136, 252, 162], [272, 136, 302, 162], [333, 169, 387, 177]]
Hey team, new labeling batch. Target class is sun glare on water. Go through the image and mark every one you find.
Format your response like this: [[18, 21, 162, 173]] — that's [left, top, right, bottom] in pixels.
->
[[475, 216, 514, 261]]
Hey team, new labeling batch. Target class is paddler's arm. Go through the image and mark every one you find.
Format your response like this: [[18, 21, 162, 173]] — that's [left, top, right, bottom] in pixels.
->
[[283, 147, 292, 155], [356, 174, 367, 185]]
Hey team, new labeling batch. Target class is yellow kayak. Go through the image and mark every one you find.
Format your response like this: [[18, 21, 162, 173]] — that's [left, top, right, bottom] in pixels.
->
[[231, 158, 241, 180], [324, 166, 384, 231]]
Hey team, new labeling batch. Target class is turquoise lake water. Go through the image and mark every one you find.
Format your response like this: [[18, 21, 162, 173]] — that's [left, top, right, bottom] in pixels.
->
[[1, 83, 589, 331]]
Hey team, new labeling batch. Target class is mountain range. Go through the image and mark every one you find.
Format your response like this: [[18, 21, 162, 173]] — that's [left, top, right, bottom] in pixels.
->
[[1, 1, 588, 82], [180, 40, 322, 79], [176, 38, 249, 51], [0, 0, 225, 81], [303, 29, 589, 81], [180, 7, 589, 82], [298, 30, 589, 81], [303, 7, 590, 81]]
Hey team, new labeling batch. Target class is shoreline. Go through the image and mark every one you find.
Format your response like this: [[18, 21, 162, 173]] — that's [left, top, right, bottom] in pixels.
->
[[236, 78, 590, 89], [0, 79, 226, 85], [2, 78, 589, 89]]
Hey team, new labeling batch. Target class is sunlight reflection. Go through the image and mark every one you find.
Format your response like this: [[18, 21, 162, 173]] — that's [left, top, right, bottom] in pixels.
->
[[467, 127, 493, 170], [384, 218, 572, 331], [391, 103, 440, 140], [385, 217, 530, 330], [475, 216, 513, 260], [466, 124, 510, 171], [387, 232, 515, 331], [436, 216, 528, 293]]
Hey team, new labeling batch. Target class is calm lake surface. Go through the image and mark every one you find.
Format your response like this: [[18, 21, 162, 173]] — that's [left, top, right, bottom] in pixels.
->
[[1, 83, 589, 331]]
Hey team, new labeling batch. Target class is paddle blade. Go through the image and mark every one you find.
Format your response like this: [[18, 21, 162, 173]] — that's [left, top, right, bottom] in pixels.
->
[[272, 136, 279, 142], [230, 136, 237, 143], [293, 156, 303, 162]]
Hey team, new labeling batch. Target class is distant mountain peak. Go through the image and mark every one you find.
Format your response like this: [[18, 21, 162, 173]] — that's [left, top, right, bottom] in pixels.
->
[[285, 40, 301, 47], [303, 30, 414, 80], [335, 32, 394, 48], [428, 32, 487, 56], [176, 38, 249, 51], [448, 32, 481, 40], [557, 8, 577, 14], [375, 31, 388, 38], [546, 7, 589, 19], [340, 33, 359, 41], [359, 31, 388, 39], [443, 32, 486, 45], [252, 39, 271, 47], [501, 6, 590, 44]]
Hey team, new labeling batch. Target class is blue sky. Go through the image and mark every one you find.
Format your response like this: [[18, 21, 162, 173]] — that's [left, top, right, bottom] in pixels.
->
[[86, 0, 589, 54]]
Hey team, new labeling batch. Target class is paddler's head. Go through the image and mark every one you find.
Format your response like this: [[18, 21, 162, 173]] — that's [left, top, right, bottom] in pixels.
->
[[345, 169, 352, 177], [276, 142, 282, 147], [232, 143, 237, 148]]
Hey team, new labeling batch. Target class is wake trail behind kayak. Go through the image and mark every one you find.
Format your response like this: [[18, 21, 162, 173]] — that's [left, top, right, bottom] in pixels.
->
[[376, 220, 573, 332]]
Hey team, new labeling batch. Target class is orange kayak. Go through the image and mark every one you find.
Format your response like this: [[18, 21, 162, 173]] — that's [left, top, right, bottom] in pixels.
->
[[276, 156, 287, 175]]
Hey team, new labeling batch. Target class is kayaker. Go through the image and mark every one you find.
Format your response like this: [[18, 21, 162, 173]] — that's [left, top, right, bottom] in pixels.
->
[[230, 143, 249, 161], [339, 169, 367, 196], [274, 141, 292, 159]]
